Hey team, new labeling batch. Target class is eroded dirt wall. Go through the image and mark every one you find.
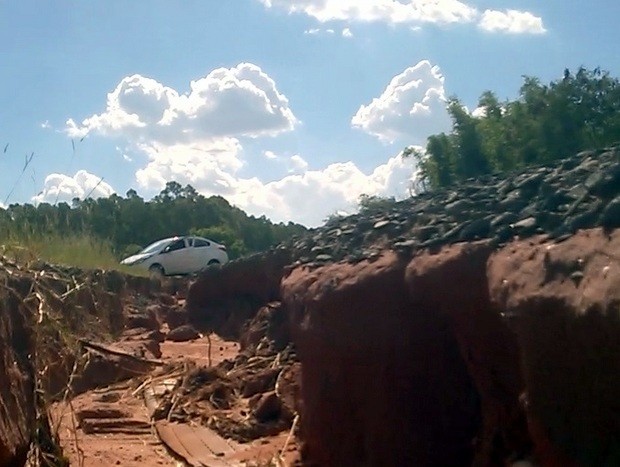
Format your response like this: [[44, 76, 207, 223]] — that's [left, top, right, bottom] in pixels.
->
[[282, 252, 482, 466], [0, 276, 35, 466], [405, 242, 529, 465], [488, 229, 620, 466], [186, 249, 291, 337]]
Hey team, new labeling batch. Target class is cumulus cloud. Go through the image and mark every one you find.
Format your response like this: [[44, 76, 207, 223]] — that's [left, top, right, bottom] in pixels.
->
[[478, 9, 546, 34], [128, 135, 419, 226], [288, 154, 309, 173], [134, 138, 419, 226], [66, 63, 298, 143], [62, 60, 424, 226], [259, 1, 545, 34], [239, 152, 419, 226], [352, 60, 451, 144], [342, 27, 353, 38], [34, 170, 115, 204], [260, 0, 477, 25], [135, 139, 244, 197]]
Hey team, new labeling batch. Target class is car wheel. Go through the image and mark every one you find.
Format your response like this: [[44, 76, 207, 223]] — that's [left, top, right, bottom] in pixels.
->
[[207, 259, 220, 266], [149, 264, 165, 279]]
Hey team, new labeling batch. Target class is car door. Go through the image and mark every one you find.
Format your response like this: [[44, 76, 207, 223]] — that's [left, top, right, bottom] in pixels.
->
[[160, 238, 189, 274], [190, 237, 212, 271]]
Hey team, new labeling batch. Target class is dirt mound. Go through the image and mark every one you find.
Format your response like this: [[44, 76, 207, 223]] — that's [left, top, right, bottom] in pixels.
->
[[0, 269, 36, 466], [287, 146, 620, 266], [147, 343, 298, 444], [282, 252, 484, 466], [0, 258, 179, 465], [186, 248, 291, 337], [489, 229, 620, 465]]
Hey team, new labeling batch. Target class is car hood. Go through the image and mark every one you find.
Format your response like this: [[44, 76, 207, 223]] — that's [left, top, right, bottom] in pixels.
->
[[120, 252, 156, 266]]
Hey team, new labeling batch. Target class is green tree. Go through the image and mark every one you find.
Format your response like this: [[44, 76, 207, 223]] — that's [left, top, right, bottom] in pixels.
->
[[411, 67, 620, 190]]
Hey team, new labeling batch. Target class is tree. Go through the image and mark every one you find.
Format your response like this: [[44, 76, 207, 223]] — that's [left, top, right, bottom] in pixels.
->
[[410, 67, 620, 190]]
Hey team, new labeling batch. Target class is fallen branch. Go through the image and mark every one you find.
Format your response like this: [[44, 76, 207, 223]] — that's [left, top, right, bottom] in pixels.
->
[[78, 339, 163, 366]]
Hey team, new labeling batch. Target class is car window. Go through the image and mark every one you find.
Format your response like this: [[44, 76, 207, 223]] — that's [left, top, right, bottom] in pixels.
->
[[140, 239, 172, 254], [186, 237, 194, 247], [165, 239, 186, 252], [193, 238, 210, 247]]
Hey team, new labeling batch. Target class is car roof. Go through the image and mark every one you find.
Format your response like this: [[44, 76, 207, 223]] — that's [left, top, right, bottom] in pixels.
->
[[151, 235, 220, 244]]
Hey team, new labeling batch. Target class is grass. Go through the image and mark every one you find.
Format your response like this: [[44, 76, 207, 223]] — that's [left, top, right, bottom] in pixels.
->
[[0, 232, 147, 275]]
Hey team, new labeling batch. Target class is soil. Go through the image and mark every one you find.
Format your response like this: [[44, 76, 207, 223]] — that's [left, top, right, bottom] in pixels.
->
[[3, 146, 619, 466], [52, 328, 301, 466]]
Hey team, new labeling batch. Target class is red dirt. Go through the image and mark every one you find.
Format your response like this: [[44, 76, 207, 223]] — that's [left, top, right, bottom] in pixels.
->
[[488, 229, 620, 466], [4, 227, 619, 466], [52, 328, 300, 466], [282, 252, 482, 466]]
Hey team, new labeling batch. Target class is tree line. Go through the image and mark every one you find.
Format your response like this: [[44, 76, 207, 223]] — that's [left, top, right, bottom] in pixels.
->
[[407, 67, 620, 190], [0, 181, 306, 259]]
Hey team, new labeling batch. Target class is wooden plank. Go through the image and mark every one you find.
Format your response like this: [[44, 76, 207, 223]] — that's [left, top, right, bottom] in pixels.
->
[[155, 421, 239, 467]]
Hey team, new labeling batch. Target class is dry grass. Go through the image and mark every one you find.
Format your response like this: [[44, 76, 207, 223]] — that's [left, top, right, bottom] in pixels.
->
[[0, 233, 146, 276]]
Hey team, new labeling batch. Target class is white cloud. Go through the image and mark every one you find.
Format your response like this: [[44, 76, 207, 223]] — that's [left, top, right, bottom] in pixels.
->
[[304, 27, 336, 35], [135, 139, 244, 197], [240, 152, 419, 226], [288, 154, 309, 173], [260, 1, 545, 34], [40, 120, 51, 129], [478, 9, 546, 34], [62, 60, 426, 227], [34, 170, 115, 204], [134, 138, 419, 226], [471, 106, 487, 118], [352, 60, 451, 144], [260, 0, 477, 25], [342, 27, 353, 38], [66, 63, 298, 143]]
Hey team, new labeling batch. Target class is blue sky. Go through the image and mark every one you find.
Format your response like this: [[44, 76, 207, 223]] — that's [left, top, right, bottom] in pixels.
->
[[1, 0, 619, 226]]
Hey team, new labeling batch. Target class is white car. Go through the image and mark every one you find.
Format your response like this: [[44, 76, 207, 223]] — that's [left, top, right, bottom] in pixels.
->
[[120, 236, 228, 277]]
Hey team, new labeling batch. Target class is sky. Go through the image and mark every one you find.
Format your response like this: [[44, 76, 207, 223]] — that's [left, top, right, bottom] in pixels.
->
[[1, 1, 619, 227]]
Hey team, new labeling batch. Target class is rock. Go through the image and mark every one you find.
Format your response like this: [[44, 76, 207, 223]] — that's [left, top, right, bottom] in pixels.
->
[[491, 212, 520, 229], [445, 199, 474, 215], [373, 220, 390, 229], [165, 306, 188, 330], [459, 218, 491, 241], [601, 195, 620, 229], [125, 306, 159, 331], [241, 368, 281, 398], [252, 392, 282, 422], [165, 324, 200, 342], [512, 217, 537, 235]]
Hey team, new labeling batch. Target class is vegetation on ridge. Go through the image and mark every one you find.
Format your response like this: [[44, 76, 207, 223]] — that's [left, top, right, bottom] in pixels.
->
[[408, 67, 620, 190], [0, 181, 306, 266]]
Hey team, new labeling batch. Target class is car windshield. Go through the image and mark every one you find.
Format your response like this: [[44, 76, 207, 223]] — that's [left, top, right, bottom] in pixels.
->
[[139, 239, 174, 255]]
